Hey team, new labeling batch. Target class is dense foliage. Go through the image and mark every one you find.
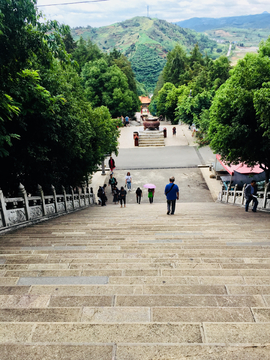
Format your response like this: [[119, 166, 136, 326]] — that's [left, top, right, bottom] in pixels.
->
[[153, 39, 270, 180], [0, 0, 138, 194], [208, 39, 270, 181], [152, 44, 231, 127]]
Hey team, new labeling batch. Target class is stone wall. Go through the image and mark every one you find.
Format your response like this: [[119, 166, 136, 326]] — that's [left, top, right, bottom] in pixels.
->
[[0, 184, 95, 233]]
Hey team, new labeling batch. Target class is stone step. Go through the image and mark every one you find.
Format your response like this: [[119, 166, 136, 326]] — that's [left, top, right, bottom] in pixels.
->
[[0, 306, 265, 323], [138, 132, 165, 147], [0, 322, 269, 344], [0, 344, 268, 360], [0, 202, 269, 352], [139, 144, 165, 147], [139, 136, 164, 140]]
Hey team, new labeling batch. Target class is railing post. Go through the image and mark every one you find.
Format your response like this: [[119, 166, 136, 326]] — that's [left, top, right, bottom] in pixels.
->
[[62, 186, 68, 212], [220, 185, 224, 202], [70, 186, 75, 210], [88, 185, 91, 204], [18, 183, 30, 220], [51, 185, 58, 213], [77, 187, 81, 208], [233, 184, 238, 204], [37, 185, 46, 216], [263, 182, 269, 209], [241, 184, 246, 205], [0, 189, 9, 227], [83, 186, 87, 206], [226, 182, 231, 203]]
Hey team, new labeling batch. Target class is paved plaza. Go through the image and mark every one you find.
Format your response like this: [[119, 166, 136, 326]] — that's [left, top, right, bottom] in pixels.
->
[[0, 123, 269, 359], [116, 122, 216, 169]]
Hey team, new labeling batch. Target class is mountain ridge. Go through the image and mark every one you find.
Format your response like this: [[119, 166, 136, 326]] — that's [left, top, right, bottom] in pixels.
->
[[71, 16, 225, 91], [175, 12, 270, 32]]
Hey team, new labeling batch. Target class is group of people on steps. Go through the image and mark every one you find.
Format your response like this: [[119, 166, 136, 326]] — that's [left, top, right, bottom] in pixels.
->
[[97, 156, 181, 214], [98, 156, 158, 207]]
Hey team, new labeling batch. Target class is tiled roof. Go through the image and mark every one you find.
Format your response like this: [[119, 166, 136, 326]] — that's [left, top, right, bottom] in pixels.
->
[[139, 96, 151, 104]]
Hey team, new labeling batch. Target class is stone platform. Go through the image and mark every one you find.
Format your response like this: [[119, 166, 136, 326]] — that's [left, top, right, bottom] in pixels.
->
[[0, 201, 269, 359]]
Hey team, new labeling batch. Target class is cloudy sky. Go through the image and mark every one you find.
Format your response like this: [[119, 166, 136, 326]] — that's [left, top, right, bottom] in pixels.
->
[[36, 0, 270, 28]]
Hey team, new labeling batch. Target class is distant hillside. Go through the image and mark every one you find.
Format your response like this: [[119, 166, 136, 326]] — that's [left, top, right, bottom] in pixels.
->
[[175, 12, 270, 32], [71, 17, 224, 92]]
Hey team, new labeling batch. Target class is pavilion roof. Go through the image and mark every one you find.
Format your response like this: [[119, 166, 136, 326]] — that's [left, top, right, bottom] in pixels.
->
[[139, 96, 151, 104], [216, 154, 264, 175]]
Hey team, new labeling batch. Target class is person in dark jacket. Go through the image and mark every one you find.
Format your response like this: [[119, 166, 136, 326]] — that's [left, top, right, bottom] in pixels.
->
[[136, 187, 142, 204], [244, 180, 258, 212], [119, 186, 127, 208], [113, 186, 119, 204], [108, 174, 117, 193]]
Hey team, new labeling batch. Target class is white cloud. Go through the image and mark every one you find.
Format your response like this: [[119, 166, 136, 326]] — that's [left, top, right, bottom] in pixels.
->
[[36, 0, 270, 28]]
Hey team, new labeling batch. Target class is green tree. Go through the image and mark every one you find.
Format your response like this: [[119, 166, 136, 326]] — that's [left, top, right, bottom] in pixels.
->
[[110, 53, 140, 110], [189, 43, 204, 67], [176, 90, 213, 135], [71, 37, 102, 72], [149, 72, 164, 115], [208, 50, 270, 182], [156, 83, 174, 119], [253, 82, 270, 138], [81, 58, 138, 117], [0, 0, 43, 155], [163, 44, 188, 86], [208, 55, 231, 90], [0, 0, 120, 194]]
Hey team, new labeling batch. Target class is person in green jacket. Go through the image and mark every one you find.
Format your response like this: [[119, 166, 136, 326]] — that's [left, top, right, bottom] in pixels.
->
[[148, 188, 155, 204]]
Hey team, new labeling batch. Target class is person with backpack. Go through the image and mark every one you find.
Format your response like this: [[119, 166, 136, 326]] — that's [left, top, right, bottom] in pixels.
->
[[108, 174, 117, 193], [164, 176, 179, 215]]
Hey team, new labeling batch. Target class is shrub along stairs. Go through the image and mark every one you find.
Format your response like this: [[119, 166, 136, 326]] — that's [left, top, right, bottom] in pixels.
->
[[0, 202, 269, 359]]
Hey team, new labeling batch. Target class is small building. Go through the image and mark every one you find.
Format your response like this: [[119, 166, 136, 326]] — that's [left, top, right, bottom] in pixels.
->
[[214, 154, 265, 189], [139, 96, 151, 117]]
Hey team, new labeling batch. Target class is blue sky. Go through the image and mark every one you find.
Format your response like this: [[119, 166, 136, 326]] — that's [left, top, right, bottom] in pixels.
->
[[36, 0, 270, 28]]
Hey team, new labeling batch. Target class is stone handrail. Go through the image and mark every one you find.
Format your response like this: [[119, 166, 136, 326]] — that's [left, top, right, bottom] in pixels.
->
[[219, 182, 270, 210], [0, 184, 95, 233]]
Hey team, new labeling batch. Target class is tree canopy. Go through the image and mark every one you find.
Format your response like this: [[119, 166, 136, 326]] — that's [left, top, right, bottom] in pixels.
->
[[208, 46, 270, 181], [0, 0, 127, 194], [81, 58, 138, 118], [151, 39, 270, 181], [152, 43, 231, 124]]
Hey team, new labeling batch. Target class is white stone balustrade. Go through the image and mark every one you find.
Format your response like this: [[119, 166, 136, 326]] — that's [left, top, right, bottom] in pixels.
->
[[0, 183, 95, 232], [219, 182, 270, 210]]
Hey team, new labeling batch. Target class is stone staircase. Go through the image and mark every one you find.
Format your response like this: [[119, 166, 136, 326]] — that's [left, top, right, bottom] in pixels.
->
[[0, 202, 270, 359], [139, 131, 165, 147]]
